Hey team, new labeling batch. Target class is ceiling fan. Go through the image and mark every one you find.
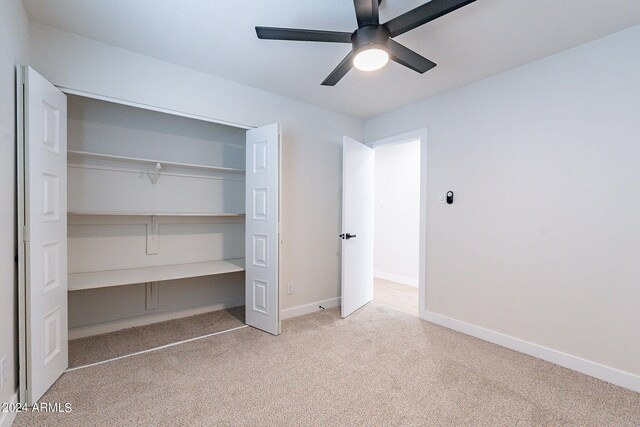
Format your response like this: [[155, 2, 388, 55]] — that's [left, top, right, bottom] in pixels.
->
[[256, 0, 477, 86]]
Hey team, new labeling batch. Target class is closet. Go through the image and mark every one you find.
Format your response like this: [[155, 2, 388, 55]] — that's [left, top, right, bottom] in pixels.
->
[[18, 66, 280, 404], [66, 94, 247, 329]]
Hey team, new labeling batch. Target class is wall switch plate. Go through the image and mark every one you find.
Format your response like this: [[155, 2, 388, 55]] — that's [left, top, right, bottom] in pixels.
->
[[287, 282, 294, 295], [0, 356, 6, 389], [438, 192, 445, 204]]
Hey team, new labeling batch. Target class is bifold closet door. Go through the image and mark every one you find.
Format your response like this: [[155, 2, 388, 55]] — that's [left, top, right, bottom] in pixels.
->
[[20, 67, 69, 404], [245, 123, 280, 335]]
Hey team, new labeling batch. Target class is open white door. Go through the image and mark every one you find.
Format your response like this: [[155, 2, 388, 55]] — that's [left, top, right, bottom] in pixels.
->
[[245, 123, 280, 335], [21, 67, 68, 403], [341, 137, 374, 317]]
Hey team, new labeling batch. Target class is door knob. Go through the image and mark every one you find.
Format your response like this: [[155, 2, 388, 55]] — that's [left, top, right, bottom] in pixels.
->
[[339, 233, 357, 240]]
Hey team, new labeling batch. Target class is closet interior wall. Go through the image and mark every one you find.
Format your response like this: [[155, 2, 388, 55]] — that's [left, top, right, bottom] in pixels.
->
[[66, 95, 247, 336]]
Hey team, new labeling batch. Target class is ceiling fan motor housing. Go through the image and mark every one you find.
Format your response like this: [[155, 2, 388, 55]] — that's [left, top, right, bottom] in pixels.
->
[[351, 25, 390, 53]]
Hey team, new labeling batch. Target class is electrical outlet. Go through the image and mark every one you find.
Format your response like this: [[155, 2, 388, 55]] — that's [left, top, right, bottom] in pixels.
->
[[0, 356, 6, 389], [287, 282, 294, 295]]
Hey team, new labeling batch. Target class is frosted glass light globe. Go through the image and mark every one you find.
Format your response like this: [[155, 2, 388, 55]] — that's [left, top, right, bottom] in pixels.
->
[[353, 48, 389, 71]]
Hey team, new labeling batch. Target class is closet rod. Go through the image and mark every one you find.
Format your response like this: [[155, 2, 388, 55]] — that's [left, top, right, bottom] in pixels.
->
[[68, 150, 246, 174]]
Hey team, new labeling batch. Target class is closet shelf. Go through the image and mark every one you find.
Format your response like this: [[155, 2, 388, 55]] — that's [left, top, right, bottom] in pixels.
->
[[68, 150, 246, 174], [68, 211, 245, 217], [68, 258, 245, 291]]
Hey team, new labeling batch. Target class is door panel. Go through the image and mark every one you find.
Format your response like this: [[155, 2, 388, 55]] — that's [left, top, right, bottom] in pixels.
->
[[245, 123, 280, 335], [23, 67, 68, 403], [341, 137, 374, 317]]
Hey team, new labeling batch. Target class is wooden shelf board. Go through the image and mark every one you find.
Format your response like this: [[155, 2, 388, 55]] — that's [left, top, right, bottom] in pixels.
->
[[68, 211, 245, 217], [68, 150, 246, 174], [68, 258, 245, 291]]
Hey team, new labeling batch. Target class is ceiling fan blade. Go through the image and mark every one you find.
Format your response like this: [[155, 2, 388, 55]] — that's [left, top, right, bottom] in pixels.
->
[[255, 27, 352, 43], [388, 40, 436, 73], [353, 0, 379, 27], [321, 51, 355, 86], [383, 0, 477, 38]]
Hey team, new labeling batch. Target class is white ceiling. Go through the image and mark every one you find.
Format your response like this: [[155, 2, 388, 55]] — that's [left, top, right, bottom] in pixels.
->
[[22, 0, 640, 119]]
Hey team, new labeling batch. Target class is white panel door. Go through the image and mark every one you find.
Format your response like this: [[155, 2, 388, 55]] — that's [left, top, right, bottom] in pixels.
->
[[245, 123, 280, 335], [23, 67, 68, 403], [341, 137, 374, 318]]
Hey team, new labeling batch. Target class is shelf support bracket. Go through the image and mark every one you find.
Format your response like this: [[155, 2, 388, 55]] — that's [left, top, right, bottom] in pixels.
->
[[151, 162, 162, 185], [146, 216, 159, 255], [145, 282, 159, 310]]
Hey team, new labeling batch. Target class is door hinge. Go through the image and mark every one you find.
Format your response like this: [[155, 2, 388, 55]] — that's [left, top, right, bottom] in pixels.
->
[[23, 226, 28, 243]]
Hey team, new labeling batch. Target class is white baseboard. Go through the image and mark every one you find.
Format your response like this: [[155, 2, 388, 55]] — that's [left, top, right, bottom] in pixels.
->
[[374, 271, 418, 287], [0, 390, 18, 427], [281, 297, 341, 320], [423, 310, 640, 393], [69, 297, 245, 339]]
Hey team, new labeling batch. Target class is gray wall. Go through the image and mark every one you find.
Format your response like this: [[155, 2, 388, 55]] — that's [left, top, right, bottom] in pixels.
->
[[366, 25, 640, 376], [0, 0, 30, 406]]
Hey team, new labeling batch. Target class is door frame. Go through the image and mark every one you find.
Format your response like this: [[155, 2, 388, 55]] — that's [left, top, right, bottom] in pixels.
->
[[16, 66, 28, 404], [367, 128, 428, 319]]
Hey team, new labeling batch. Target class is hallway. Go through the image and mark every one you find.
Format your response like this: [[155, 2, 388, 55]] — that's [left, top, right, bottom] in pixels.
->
[[373, 278, 418, 316]]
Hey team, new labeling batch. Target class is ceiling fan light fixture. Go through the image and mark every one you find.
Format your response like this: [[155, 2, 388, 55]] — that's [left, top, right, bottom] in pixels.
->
[[353, 47, 389, 71], [256, 0, 477, 85]]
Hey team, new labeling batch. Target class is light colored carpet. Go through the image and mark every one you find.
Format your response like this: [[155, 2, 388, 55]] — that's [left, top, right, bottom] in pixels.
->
[[68, 307, 245, 368], [16, 303, 640, 426]]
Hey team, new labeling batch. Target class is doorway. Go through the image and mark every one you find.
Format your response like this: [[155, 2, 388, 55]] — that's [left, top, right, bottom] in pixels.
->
[[340, 128, 427, 320], [373, 139, 421, 316]]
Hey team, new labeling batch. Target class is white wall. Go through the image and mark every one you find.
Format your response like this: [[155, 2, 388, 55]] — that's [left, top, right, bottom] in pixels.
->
[[29, 23, 364, 317], [374, 140, 420, 286], [365, 25, 640, 378], [0, 0, 30, 409]]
